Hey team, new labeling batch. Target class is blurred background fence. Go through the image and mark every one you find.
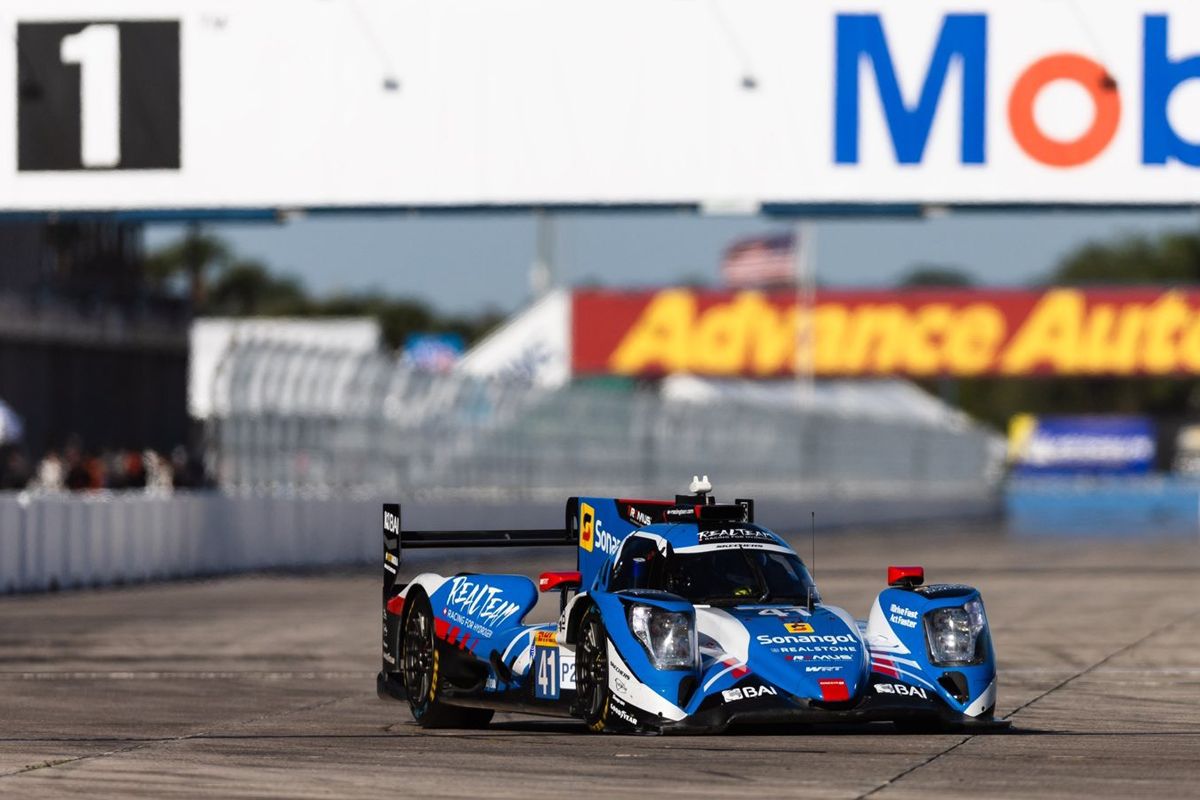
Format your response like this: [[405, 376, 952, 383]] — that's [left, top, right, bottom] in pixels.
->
[[0, 340, 1003, 593], [209, 340, 1002, 502]]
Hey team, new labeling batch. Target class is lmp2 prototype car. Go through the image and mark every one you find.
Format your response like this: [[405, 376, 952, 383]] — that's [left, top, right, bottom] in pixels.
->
[[377, 481, 1006, 734]]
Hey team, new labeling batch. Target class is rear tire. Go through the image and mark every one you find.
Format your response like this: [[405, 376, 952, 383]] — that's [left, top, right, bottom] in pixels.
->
[[576, 607, 612, 732], [402, 591, 494, 729]]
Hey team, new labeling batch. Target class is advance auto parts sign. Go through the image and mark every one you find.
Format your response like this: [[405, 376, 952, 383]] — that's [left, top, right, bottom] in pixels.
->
[[572, 288, 1200, 378]]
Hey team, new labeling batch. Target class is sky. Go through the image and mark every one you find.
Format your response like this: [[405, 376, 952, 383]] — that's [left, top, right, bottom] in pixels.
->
[[144, 209, 1200, 315]]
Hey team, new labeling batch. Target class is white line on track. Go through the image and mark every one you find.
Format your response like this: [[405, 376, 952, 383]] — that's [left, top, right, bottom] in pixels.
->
[[0, 671, 374, 681]]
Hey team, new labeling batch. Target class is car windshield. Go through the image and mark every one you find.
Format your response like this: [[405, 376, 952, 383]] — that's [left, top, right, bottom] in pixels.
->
[[611, 538, 820, 607]]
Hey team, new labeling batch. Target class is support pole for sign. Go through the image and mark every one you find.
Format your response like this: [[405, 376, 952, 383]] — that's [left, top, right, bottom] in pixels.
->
[[530, 210, 556, 299], [794, 220, 816, 405]]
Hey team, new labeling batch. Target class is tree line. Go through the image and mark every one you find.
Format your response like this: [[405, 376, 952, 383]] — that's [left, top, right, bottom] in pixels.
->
[[147, 228, 503, 350], [150, 224, 1200, 427], [898, 227, 1200, 428]]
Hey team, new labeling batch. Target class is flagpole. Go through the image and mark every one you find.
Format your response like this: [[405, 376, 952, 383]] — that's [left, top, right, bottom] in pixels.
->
[[531, 210, 555, 299], [794, 220, 816, 405]]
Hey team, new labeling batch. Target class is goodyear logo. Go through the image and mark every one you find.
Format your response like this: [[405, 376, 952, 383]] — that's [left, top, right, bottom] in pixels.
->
[[783, 622, 814, 634], [580, 502, 595, 552], [535, 630, 557, 647]]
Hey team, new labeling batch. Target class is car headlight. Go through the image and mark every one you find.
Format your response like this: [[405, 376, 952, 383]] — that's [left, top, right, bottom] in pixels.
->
[[627, 604, 696, 670], [924, 599, 988, 666]]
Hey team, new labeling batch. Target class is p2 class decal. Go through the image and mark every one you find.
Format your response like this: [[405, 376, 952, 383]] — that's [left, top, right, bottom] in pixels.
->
[[559, 651, 576, 690]]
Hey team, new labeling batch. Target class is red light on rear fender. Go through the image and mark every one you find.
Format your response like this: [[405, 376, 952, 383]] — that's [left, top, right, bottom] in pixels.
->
[[887, 565, 924, 588]]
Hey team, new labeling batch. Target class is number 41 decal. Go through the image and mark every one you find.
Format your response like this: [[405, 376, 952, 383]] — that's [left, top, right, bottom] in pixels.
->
[[534, 646, 559, 700]]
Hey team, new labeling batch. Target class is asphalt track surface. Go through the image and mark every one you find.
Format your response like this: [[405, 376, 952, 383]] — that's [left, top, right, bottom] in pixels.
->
[[2, 524, 1199, 799]]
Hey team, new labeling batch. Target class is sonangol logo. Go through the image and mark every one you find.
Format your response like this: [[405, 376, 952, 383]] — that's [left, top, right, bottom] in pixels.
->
[[579, 503, 595, 552]]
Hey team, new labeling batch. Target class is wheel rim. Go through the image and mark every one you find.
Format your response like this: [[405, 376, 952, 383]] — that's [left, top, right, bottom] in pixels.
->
[[578, 618, 607, 718], [403, 605, 434, 704]]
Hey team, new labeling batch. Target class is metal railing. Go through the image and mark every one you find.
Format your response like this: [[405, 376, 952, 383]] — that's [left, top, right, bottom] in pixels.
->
[[208, 341, 1002, 502]]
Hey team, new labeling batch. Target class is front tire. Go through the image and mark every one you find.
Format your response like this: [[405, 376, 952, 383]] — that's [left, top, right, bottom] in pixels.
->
[[576, 607, 612, 732], [402, 591, 494, 729]]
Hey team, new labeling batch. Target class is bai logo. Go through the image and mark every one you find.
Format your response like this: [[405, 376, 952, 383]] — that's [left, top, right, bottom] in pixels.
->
[[874, 683, 929, 700], [836, 13, 1200, 168], [722, 685, 778, 702]]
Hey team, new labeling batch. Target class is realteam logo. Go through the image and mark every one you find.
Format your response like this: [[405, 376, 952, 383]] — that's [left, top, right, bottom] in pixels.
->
[[835, 13, 1200, 168], [445, 576, 521, 628]]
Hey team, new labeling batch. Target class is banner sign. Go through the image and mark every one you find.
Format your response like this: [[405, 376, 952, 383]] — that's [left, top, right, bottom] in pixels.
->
[[572, 288, 1200, 378], [1007, 415, 1156, 475], [404, 333, 464, 373], [3, 1, 1200, 212]]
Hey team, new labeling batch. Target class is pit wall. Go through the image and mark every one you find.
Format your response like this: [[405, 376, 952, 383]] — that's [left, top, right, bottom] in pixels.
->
[[0, 490, 1000, 594]]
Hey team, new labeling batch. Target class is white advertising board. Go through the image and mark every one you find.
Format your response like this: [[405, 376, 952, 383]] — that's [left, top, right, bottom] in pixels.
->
[[3, 0, 1200, 212]]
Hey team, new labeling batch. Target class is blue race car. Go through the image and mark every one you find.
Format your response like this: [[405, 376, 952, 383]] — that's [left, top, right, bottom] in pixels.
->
[[377, 481, 1006, 733]]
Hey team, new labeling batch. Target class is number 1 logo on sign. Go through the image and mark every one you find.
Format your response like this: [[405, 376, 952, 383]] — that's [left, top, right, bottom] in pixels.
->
[[17, 20, 180, 171]]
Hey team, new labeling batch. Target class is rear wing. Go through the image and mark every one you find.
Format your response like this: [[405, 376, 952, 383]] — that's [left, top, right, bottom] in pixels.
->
[[381, 501, 576, 607], [379, 501, 578, 687], [380, 494, 754, 599]]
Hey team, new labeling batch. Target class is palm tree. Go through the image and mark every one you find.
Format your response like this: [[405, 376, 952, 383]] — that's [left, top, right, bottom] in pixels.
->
[[145, 223, 230, 309]]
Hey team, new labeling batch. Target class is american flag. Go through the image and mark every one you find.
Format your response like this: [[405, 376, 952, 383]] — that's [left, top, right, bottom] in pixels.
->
[[720, 232, 798, 288]]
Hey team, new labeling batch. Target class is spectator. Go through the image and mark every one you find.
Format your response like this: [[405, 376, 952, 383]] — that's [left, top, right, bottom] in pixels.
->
[[34, 450, 64, 491], [124, 451, 147, 489], [64, 442, 90, 491], [84, 453, 105, 490], [0, 448, 30, 489], [145, 449, 174, 493]]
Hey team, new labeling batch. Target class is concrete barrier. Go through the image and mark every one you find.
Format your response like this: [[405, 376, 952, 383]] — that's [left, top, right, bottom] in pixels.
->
[[0, 489, 1000, 594]]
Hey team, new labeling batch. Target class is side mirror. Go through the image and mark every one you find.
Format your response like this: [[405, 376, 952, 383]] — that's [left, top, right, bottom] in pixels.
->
[[887, 565, 924, 589]]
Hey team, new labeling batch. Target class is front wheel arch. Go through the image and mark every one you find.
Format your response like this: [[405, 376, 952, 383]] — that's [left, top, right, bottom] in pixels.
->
[[563, 595, 595, 645]]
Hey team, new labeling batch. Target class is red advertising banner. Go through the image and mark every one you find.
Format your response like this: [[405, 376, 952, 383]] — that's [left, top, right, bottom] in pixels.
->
[[572, 288, 1200, 378]]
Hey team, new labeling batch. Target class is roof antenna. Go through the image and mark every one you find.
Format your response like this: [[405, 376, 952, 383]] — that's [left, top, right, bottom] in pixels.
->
[[808, 511, 816, 609], [689, 474, 713, 500]]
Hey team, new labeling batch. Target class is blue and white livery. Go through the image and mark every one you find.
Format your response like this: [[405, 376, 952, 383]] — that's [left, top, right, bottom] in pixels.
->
[[377, 483, 1006, 733]]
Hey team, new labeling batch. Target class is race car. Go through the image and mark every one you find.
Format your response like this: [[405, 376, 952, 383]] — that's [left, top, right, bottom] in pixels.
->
[[377, 479, 1006, 733]]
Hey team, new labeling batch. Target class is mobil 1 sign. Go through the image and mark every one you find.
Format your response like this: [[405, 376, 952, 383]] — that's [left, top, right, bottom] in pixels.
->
[[17, 20, 179, 171], [2, 1, 1200, 211]]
